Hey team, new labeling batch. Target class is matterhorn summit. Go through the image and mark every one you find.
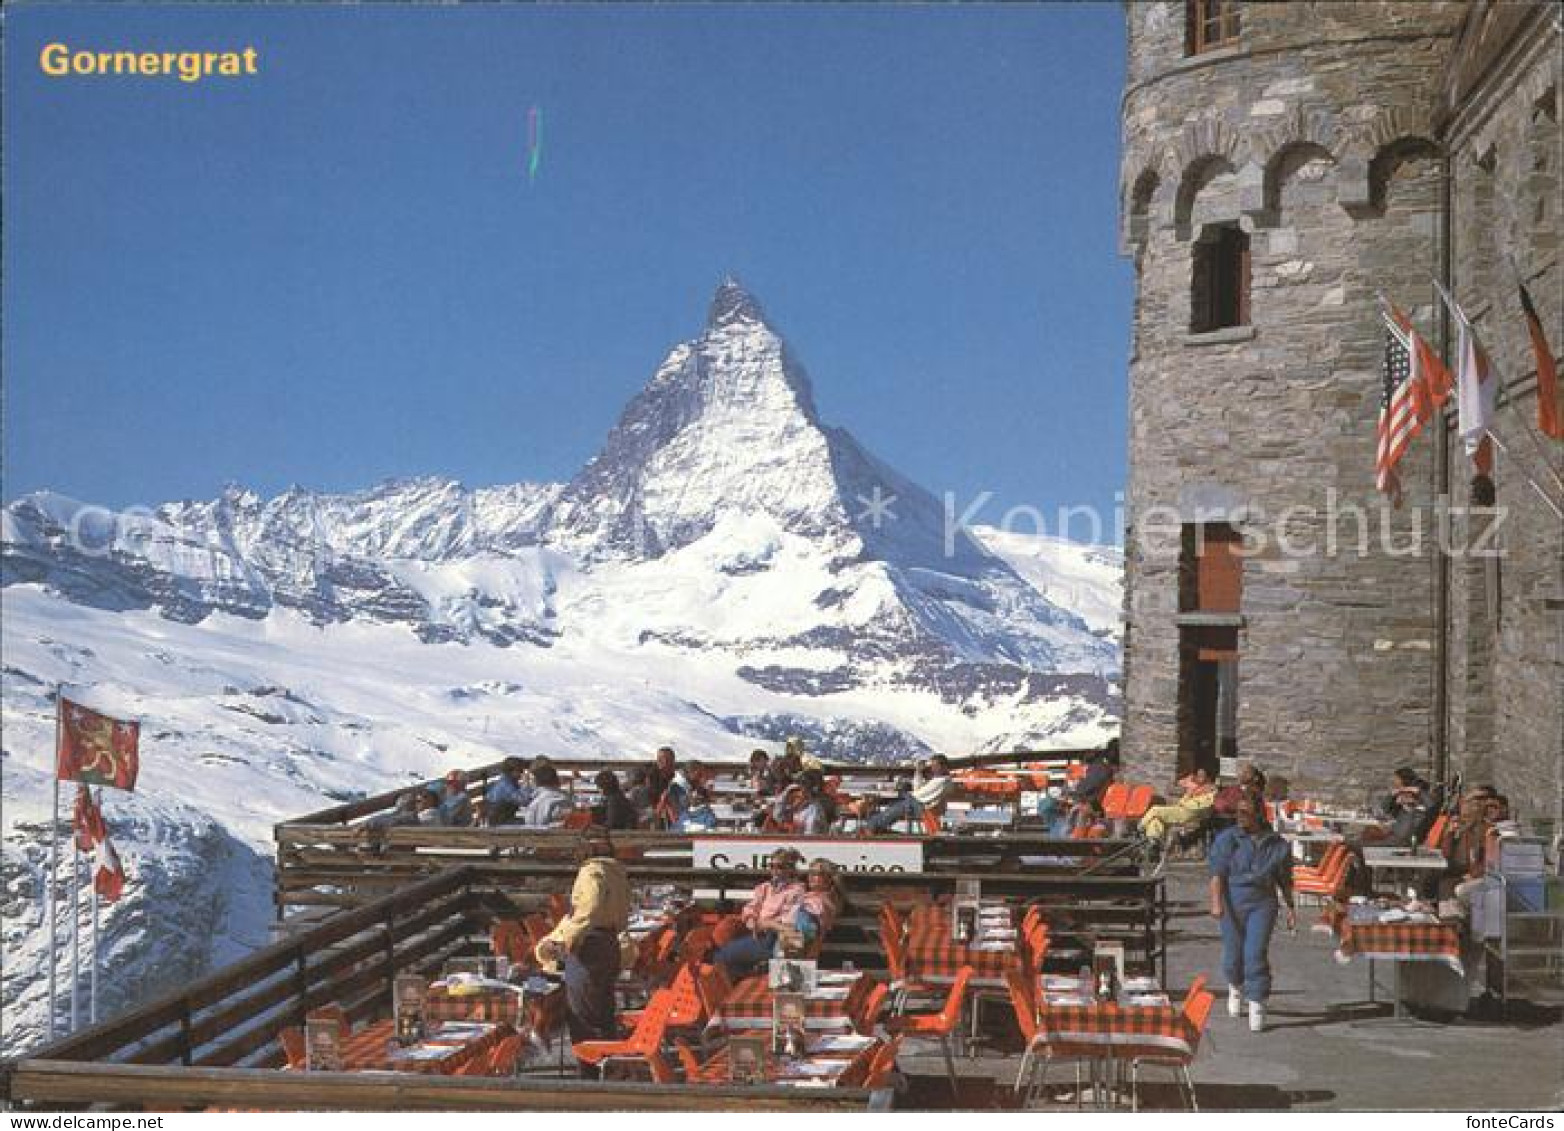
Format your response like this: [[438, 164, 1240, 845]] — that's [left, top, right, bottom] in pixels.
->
[[545, 278, 989, 575]]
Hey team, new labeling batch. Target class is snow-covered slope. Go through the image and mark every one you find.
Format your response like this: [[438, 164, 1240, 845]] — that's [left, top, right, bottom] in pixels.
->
[[1, 279, 1121, 1054]]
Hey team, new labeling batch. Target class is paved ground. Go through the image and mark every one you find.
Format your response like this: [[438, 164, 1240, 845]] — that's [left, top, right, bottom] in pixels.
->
[[900, 861, 1564, 1112]]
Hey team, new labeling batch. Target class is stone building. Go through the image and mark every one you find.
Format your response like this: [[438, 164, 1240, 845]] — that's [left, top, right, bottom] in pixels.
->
[[1117, 1, 1562, 819]]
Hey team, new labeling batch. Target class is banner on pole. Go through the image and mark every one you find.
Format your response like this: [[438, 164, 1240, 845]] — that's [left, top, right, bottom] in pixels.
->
[[56, 698, 140, 791]]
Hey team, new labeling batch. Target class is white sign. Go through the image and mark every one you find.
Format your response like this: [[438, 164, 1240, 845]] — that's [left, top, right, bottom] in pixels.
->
[[692, 836, 923, 874]]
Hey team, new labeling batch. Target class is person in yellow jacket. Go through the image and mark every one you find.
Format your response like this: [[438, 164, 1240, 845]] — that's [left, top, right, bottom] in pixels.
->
[[1139, 768, 1219, 847], [535, 842, 632, 1041]]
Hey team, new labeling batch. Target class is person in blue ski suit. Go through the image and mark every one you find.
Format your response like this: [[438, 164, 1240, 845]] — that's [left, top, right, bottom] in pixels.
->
[[1208, 795, 1296, 1032]]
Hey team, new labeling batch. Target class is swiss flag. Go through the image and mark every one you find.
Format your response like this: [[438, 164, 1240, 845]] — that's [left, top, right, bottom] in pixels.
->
[[72, 786, 108, 852], [94, 839, 126, 903], [56, 698, 140, 792]]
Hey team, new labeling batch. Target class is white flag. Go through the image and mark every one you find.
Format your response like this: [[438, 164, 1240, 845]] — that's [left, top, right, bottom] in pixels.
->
[[1454, 313, 1496, 459]]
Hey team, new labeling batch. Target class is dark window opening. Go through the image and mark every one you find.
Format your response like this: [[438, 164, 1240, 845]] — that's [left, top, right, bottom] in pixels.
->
[[1191, 224, 1250, 333], [1187, 0, 1240, 56]]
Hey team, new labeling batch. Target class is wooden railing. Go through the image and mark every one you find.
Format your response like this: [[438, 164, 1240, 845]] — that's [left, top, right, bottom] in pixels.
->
[[0, 865, 869, 1112]]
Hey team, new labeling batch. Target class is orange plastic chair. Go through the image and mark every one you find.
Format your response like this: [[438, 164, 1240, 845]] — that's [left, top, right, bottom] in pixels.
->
[[547, 894, 570, 922], [694, 963, 733, 1019], [864, 1035, 904, 1090], [572, 987, 677, 1083], [854, 982, 889, 1035], [877, 902, 905, 944], [1022, 921, 1051, 971], [921, 807, 943, 835], [490, 920, 529, 964], [561, 809, 593, 831], [880, 919, 935, 1014], [885, 965, 972, 1099], [1009, 970, 1104, 1108], [485, 1032, 523, 1075], [1101, 783, 1130, 820], [1124, 784, 1155, 820], [836, 1039, 880, 1088], [1127, 983, 1215, 1111], [278, 1026, 306, 1070], [680, 926, 716, 966], [622, 963, 704, 1031], [1424, 813, 1451, 853], [673, 1037, 704, 1081]]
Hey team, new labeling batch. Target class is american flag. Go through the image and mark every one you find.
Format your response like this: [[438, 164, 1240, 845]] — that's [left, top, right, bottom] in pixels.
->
[[1376, 314, 1428, 505]]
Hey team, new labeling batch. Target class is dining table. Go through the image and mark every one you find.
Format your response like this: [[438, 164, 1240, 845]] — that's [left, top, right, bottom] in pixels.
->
[[1033, 973, 1193, 1110], [709, 971, 874, 1034], [324, 1018, 513, 1074], [686, 1032, 881, 1089], [1330, 900, 1465, 1020]]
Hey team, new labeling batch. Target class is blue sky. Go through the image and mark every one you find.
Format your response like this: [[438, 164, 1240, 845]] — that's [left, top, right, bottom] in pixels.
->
[[4, 3, 1131, 540]]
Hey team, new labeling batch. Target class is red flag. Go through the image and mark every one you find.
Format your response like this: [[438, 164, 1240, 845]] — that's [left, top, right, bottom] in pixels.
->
[[72, 786, 108, 852], [1520, 282, 1561, 440], [1389, 304, 1455, 409], [56, 698, 140, 791], [94, 839, 126, 903]]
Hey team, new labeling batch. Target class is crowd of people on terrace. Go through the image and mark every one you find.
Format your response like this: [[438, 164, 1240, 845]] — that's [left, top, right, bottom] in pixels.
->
[[364, 737, 969, 837]]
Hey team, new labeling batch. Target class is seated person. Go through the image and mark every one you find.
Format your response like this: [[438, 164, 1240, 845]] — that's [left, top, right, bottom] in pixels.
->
[[1071, 799, 1112, 839], [780, 859, 846, 956], [1371, 767, 1433, 847], [1066, 741, 1121, 832], [764, 747, 804, 796], [647, 746, 678, 808], [434, 770, 473, 827], [365, 790, 422, 831], [484, 756, 534, 825], [748, 749, 773, 798], [1138, 767, 1217, 846], [1213, 763, 1267, 819], [590, 769, 638, 830], [711, 849, 806, 978], [625, 766, 655, 815], [520, 763, 572, 827], [865, 754, 954, 833], [660, 761, 717, 829], [414, 789, 443, 825], [791, 770, 838, 835]]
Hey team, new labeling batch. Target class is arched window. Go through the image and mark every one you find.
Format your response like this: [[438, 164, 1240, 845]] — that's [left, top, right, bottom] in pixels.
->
[[1191, 222, 1250, 332], [1187, 0, 1240, 56]]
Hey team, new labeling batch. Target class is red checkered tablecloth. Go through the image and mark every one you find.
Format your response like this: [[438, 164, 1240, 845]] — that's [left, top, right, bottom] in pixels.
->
[[905, 909, 1022, 983], [332, 1018, 510, 1074], [427, 982, 567, 1038], [1337, 919, 1464, 974], [1038, 997, 1193, 1057], [711, 974, 872, 1033], [689, 1039, 878, 1087]]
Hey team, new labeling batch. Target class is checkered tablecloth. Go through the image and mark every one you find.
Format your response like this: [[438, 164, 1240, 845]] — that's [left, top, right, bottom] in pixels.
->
[[689, 1040, 876, 1087], [1038, 994, 1193, 1057], [711, 974, 872, 1033], [905, 908, 1022, 982], [427, 984, 524, 1026], [427, 982, 567, 1038], [1337, 918, 1464, 974], [333, 1018, 510, 1074]]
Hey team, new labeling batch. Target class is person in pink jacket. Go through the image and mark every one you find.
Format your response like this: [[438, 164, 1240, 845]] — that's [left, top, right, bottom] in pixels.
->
[[713, 848, 806, 977]]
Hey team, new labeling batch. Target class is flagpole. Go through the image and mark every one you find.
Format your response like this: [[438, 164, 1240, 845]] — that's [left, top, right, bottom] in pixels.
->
[[90, 788, 100, 1026], [1432, 276, 1564, 501], [70, 836, 80, 1033], [47, 695, 61, 1043], [1486, 433, 1564, 519]]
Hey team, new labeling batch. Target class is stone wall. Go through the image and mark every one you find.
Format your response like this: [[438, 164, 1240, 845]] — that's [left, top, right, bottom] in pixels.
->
[[1119, 2, 1491, 801], [1443, 12, 1563, 822]]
